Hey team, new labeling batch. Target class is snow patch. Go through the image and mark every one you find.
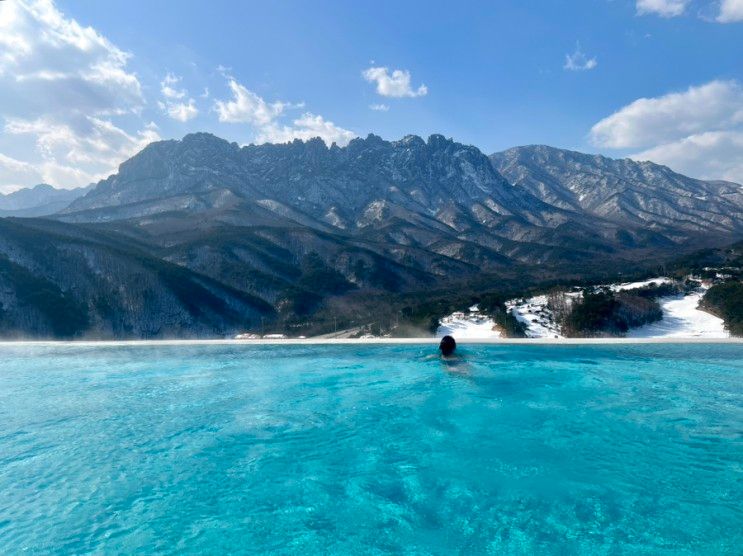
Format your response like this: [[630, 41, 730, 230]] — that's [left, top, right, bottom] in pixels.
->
[[436, 277, 729, 340], [627, 292, 728, 338], [506, 278, 727, 339], [437, 308, 501, 338], [506, 295, 565, 338], [323, 206, 346, 229], [609, 277, 672, 292]]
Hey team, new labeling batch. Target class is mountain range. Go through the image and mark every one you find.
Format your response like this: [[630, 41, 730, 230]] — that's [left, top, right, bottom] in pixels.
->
[[0, 183, 91, 217], [0, 133, 740, 338]]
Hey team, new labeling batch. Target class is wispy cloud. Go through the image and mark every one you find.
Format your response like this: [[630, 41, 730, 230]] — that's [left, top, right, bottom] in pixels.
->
[[362, 66, 428, 98], [636, 0, 689, 17], [0, 152, 43, 193], [214, 78, 289, 125], [5, 115, 159, 186], [158, 73, 198, 122], [213, 77, 355, 146], [563, 44, 597, 71], [257, 113, 356, 146], [637, 0, 743, 22], [369, 103, 390, 112]]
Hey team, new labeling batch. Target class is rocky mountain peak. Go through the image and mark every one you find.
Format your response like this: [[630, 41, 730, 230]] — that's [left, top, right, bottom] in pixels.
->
[[398, 135, 426, 149], [426, 133, 452, 149]]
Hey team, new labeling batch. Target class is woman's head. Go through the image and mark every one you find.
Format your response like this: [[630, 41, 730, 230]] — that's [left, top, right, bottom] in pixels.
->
[[439, 335, 456, 356]]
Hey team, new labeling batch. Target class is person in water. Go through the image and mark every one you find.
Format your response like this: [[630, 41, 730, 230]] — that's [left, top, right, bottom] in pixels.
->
[[423, 335, 464, 367], [437, 335, 469, 374], [439, 335, 457, 358]]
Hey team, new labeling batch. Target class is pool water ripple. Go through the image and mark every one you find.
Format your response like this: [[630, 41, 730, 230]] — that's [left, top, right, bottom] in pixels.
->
[[0, 343, 741, 554]]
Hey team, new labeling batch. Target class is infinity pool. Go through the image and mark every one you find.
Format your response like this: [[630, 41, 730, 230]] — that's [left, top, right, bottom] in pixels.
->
[[0, 343, 741, 553]]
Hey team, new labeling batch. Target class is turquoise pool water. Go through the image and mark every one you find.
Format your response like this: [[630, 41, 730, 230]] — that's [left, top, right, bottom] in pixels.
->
[[0, 343, 741, 554]]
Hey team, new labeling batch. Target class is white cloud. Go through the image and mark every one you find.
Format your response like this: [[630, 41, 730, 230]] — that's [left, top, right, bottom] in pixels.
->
[[158, 73, 198, 122], [590, 80, 743, 149], [563, 45, 598, 71], [591, 80, 743, 183], [0, 153, 44, 192], [160, 73, 184, 100], [717, 0, 743, 22], [162, 99, 198, 123], [0, 152, 94, 193], [214, 79, 288, 125], [636, 0, 689, 17], [362, 66, 428, 98], [257, 113, 356, 146], [213, 78, 355, 146], [5, 115, 160, 187], [0, 0, 154, 189], [0, 0, 143, 118], [369, 103, 390, 112], [632, 131, 743, 184]]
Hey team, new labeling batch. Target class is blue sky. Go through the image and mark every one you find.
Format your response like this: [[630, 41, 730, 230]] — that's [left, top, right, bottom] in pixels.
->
[[0, 0, 741, 191]]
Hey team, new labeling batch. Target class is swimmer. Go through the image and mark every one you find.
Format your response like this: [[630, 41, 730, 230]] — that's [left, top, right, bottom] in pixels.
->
[[439, 335, 457, 358], [422, 335, 467, 373], [437, 335, 469, 374]]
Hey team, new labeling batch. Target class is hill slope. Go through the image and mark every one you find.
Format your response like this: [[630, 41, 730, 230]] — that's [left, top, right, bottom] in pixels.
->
[[0, 218, 272, 338]]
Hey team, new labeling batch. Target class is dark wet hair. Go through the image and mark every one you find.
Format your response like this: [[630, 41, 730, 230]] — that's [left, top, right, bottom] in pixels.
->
[[439, 335, 456, 356]]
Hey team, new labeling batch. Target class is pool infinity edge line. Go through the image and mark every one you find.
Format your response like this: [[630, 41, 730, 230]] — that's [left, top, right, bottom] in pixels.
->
[[0, 337, 741, 347]]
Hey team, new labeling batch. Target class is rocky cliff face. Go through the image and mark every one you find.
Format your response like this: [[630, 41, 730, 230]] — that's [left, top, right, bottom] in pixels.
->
[[65, 132, 553, 226]]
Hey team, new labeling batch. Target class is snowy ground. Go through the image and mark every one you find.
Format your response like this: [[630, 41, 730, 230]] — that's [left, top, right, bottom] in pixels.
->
[[436, 305, 501, 338], [438, 278, 729, 339], [608, 277, 672, 292], [436, 317, 501, 338], [626, 291, 728, 338], [506, 295, 563, 338]]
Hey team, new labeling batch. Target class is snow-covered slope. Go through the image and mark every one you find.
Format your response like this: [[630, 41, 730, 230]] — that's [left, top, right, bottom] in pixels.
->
[[627, 292, 728, 338], [609, 277, 672, 291], [509, 280, 728, 339], [437, 305, 501, 338], [438, 278, 729, 339], [506, 295, 565, 338]]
